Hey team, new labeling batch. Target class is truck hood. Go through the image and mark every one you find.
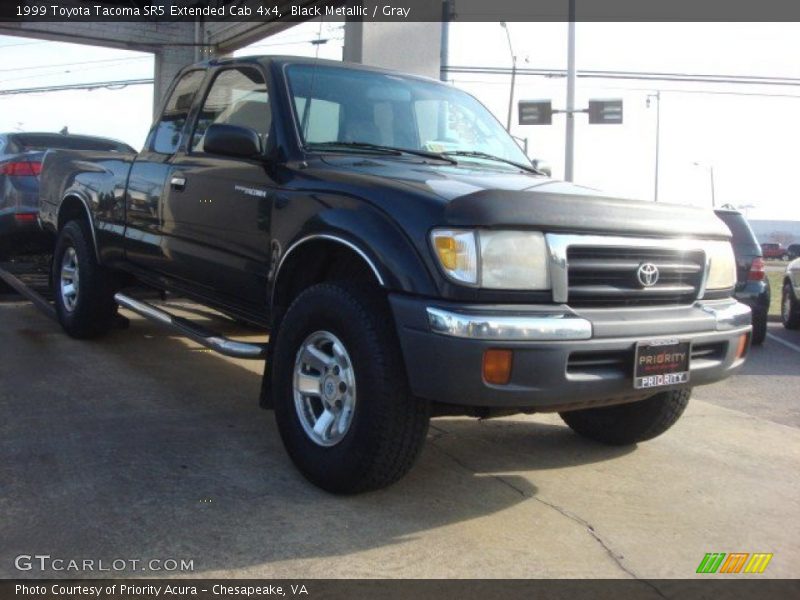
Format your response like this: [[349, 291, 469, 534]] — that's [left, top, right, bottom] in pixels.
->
[[318, 156, 731, 240]]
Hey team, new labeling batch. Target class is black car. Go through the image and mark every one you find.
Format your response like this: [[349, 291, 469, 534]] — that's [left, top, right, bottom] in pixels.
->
[[0, 132, 135, 260], [715, 209, 769, 344], [788, 244, 800, 260]]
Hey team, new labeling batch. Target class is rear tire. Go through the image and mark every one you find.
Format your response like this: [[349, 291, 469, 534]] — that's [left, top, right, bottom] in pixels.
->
[[783, 281, 800, 330], [751, 308, 767, 345], [0, 241, 10, 293], [560, 389, 691, 446], [272, 281, 429, 494], [52, 220, 117, 339]]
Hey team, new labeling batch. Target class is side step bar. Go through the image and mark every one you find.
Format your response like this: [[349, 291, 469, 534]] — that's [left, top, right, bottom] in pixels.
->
[[114, 293, 268, 360]]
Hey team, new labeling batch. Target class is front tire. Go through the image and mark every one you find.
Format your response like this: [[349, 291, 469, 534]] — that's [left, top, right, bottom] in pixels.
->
[[52, 220, 117, 338], [271, 281, 430, 494], [560, 389, 691, 446], [782, 281, 800, 330]]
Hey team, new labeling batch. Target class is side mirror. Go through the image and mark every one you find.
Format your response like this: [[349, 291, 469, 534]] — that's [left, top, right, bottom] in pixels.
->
[[203, 123, 261, 158], [531, 158, 552, 177]]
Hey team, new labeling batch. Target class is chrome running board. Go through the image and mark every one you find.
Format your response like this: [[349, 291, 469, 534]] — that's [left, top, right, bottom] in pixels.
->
[[114, 293, 267, 360]]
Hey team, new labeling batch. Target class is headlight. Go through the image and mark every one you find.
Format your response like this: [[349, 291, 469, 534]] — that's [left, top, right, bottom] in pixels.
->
[[480, 231, 550, 289], [704, 241, 736, 290], [431, 229, 550, 289]]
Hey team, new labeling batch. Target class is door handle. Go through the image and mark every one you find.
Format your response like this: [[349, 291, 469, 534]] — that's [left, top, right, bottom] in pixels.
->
[[170, 176, 186, 190]]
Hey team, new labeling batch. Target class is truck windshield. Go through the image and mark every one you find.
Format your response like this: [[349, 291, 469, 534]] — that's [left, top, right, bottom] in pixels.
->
[[286, 63, 530, 167]]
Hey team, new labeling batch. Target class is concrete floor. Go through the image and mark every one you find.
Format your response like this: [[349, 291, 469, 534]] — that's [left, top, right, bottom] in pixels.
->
[[1, 300, 799, 579]]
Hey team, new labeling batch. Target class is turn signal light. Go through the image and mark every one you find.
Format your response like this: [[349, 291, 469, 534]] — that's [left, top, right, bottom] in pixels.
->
[[736, 333, 750, 359], [483, 349, 513, 385]]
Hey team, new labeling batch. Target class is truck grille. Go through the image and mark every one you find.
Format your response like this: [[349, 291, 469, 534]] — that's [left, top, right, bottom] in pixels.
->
[[566, 246, 706, 307], [566, 342, 727, 377]]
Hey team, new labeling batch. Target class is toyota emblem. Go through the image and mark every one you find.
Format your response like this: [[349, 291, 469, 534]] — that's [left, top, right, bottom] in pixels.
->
[[637, 263, 660, 287]]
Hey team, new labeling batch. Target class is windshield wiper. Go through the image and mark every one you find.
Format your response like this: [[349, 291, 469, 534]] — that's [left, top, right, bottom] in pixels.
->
[[442, 150, 542, 174], [308, 141, 457, 164]]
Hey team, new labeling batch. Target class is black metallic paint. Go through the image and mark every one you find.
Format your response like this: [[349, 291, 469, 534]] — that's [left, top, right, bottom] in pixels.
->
[[39, 55, 735, 327]]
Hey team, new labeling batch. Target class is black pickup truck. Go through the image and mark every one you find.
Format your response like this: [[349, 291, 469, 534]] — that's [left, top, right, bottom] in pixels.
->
[[39, 56, 751, 493]]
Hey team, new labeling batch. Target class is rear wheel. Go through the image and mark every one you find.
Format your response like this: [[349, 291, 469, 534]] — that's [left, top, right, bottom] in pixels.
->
[[751, 308, 767, 345], [272, 281, 429, 494], [52, 220, 118, 338], [560, 389, 691, 446], [782, 282, 800, 330]]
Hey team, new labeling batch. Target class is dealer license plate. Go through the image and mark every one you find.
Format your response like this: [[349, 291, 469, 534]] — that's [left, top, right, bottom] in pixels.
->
[[633, 339, 691, 389]]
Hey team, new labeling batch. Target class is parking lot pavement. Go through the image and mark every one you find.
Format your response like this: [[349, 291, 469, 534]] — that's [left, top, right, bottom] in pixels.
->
[[1, 300, 799, 580], [693, 322, 800, 428]]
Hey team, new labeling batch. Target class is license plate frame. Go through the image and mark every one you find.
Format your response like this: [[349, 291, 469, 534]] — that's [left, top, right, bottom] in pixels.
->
[[633, 339, 691, 390]]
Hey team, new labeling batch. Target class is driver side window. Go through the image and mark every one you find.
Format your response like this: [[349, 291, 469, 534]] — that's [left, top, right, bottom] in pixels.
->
[[151, 70, 204, 155], [192, 67, 271, 153]]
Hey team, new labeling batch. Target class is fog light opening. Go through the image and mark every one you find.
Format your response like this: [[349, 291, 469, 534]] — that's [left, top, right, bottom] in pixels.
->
[[483, 349, 513, 385]]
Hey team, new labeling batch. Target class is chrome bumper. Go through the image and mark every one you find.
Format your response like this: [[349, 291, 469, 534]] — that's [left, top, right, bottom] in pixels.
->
[[426, 307, 592, 341], [426, 300, 751, 341]]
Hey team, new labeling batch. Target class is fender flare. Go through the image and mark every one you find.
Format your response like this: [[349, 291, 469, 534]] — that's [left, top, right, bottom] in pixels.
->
[[269, 208, 438, 307], [58, 191, 101, 261], [277, 233, 386, 287]]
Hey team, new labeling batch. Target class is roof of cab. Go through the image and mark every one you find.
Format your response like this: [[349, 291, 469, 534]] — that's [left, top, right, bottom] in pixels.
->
[[193, 54, 441, 83]]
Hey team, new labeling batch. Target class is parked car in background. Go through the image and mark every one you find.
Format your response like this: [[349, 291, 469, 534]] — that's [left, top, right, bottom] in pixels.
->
[[760, 242, 789, 261], [0, 132, 135, 260], [782, 258, 800, 329], [715, 209, 769, 345], [788, 244, 800, 260]]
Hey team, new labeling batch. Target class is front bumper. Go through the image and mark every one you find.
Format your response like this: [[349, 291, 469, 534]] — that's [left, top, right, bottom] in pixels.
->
[[390, 294, 751, 411], [0, 211, 39, 235]]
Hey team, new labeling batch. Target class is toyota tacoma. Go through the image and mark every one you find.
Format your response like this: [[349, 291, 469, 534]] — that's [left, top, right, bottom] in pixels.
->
[[38, 56, 751, 493]]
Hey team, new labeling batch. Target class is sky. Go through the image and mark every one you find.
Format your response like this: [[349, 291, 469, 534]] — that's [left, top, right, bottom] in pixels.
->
[[1, 21, 799, 221]]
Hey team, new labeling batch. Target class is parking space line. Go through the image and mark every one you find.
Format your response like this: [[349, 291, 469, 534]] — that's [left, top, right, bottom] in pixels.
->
[[767, 333, 800, 354]]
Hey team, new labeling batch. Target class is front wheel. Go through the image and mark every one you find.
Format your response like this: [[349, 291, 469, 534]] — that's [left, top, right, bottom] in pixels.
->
[[271, 282, 430, 494], [560, 389, 691, 446], [52, 220, 118, 338], [783, 282, 800, 330]]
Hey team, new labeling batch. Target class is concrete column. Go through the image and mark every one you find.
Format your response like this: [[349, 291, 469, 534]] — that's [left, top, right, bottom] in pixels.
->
[[152, 45, 198, 117], [343, 21, 441, 79]]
